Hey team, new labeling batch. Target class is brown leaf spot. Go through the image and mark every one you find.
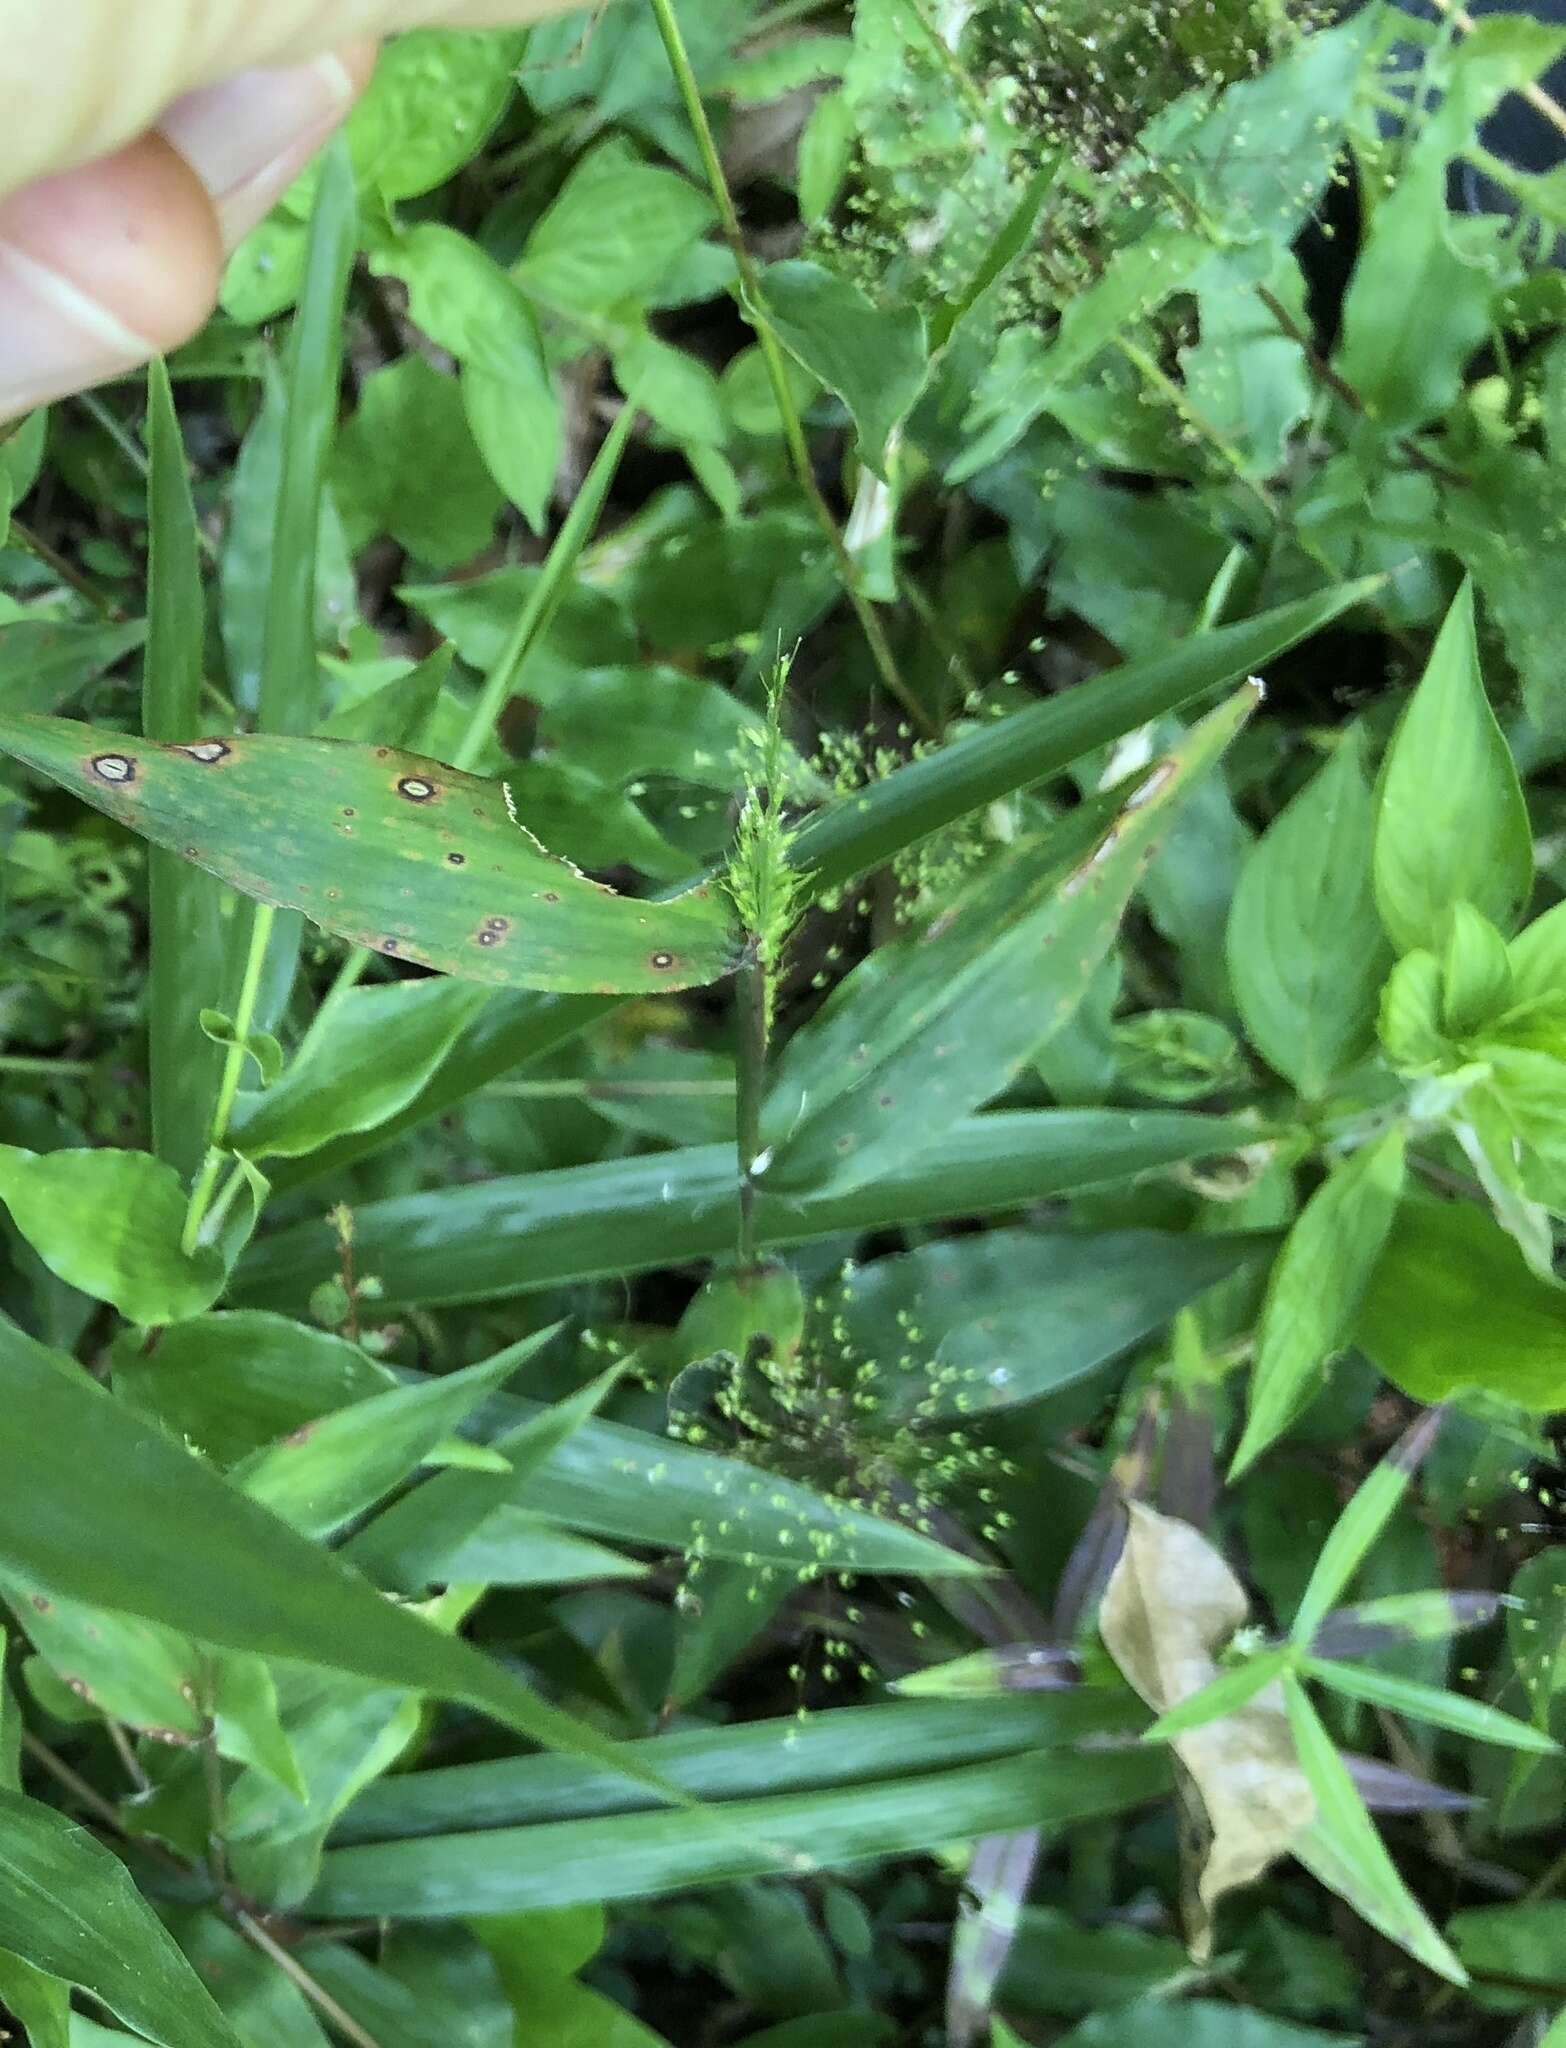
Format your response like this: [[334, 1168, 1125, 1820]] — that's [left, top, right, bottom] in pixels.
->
[[90, 752, 135, 784], [178, 740, 232, 765]]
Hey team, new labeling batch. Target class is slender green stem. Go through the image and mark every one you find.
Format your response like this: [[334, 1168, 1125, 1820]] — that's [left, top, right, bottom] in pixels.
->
[[199, 1717, 230, 1891], [647, 0, 929, 735], [233, 1912, 388, 2048], [733, 953, 769, 1272], [291, 406, 642, 1050], [455, 402, 637, 773], [9, 518, 122, 618], [19, 1729, 129, 1834], [0, 1055, 94, 1078], [182, 902, 275, 1254]]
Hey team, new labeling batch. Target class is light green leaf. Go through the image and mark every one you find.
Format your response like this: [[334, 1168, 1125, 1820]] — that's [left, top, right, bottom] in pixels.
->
[[1334, 155, 1495, 434], [1180, 255, 1312, 478], [1227, 729, 1390, 1096], [233, 1335, 551, 1540], [1303, 1657, 1558, 1754], [1373, 582, 1532, 952], [952, 227, 1213, 480], [1448, 1902, 1566, 2014], [343, 29, 526, 201], [232, 980, 489, 1160], [1284, 1677, 1466, 1984], [1231, 1131, 1407, 1476], [1141, 1650, 1298, 1744], [369, 223, 558, 534], [759, 259, 927, 475], [0, 1947, 69, 2048], [0, 1147, 222, 1325], [332, 356, 500, 567], [0, 1789, 242, 2048], [515, 144, 715, 313], [1290, 1410, 1444, 1644], [1441, 901, 1514, 1036], [0, 714, 737, 997], [111, 1311, 393, 1465], [1356, 1196, 1566, 1411]]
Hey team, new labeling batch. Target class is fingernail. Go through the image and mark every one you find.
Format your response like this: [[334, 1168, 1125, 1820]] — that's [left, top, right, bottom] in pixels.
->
[[161, 54, 359, 247], [0, 238, 151, 417]]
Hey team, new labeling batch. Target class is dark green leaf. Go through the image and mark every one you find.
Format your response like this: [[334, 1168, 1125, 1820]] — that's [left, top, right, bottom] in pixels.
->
[[759, 259, 927, 475], [145, 358, 227, 1185], [0, 1789, 241, 2048], [310, 1745, 1166, 1918], [334, 1692, 1139, 1842], [0, 617, 146, 715], [238, 1109, 1258, 1309], [0, 1314, 677, 1792], [767, 685, 1262, 1196]]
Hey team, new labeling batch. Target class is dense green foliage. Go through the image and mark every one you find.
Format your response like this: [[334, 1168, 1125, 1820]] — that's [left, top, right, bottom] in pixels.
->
[[0, 2, 1564, 2043]]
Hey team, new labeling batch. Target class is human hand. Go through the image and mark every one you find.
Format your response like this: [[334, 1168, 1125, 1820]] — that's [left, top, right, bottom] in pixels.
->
[[0, 0, 577, 422]]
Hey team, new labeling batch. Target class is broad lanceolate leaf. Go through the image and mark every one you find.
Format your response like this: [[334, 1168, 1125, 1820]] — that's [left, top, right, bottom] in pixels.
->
[[238, 1109, 1259, 1309], [1230, 1132, 1407, 1477], [0, 1790, 242, 2048], [1099, 1504, 1314, 1958], [0, 1315, 674, 1797], [765, 683, 1263, 1198], [233, 1336, 553, 1541], [833, 1227, 1269, 1419], [1226, 729, 1390, 1097], [1372, 582, 1532, 954], [1284, 1677, 1466, 1985], [110, 1311, 394, 1465], [1356, 1196, 1566, 1412], [0, 1147, 222, 1325], [309, 1745, 1167, 1919], [349, 1380, 990, 1583], [231, 979, 490, 1161], [0, 714, 737, 996]]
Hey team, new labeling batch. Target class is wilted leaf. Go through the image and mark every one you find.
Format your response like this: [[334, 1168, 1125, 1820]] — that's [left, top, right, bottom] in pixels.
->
[[1099, 1503, 1315, 1957]]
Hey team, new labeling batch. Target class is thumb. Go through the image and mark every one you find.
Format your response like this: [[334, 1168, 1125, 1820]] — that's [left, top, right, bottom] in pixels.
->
[[0, 0, 579, 422], [0, 0, 580, 200]]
